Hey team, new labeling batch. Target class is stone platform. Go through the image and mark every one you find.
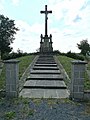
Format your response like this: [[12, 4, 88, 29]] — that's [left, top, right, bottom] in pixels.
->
[[19, 55, 69, 98]]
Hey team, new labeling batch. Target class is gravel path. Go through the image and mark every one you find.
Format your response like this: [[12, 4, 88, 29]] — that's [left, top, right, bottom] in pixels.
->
[[0, 97, 90, 120]]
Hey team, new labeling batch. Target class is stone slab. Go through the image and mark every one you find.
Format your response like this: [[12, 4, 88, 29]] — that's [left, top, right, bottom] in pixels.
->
[[33, 66, 58, 68], [38, 58, 54, 60], [56, 89, 70, 98], [36, 62, 56, 64], [30, 74, 63, 79], [44, 89, 57, 98], [33, 67, 59, 70], [30, 70, 60, 74], [19, 89, 69, 98], [38, 59, 54, 61], [19, 89, 44, 98], [34, 64, 57, 67], [24, 80, 66, 88], [26, 78, 63, 80]]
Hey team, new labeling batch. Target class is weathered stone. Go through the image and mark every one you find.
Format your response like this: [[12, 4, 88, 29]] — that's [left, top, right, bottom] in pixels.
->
[[4, 59, 19, 98], [23, 80, 66, 88], [70, 60, 87, 100], [19, 54, 69, 98], [30, 70, 60, 74]]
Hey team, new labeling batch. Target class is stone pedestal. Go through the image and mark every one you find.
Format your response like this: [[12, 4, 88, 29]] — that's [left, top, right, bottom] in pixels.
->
[[70, 60, 87, 100], [40, 34, 53, 53], [4, 59, 20, 98]]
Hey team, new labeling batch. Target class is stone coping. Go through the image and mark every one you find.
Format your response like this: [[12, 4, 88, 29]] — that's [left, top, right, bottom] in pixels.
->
[[71, 60, 87, 64], [84, 90, 90, 93], [4, 59, 20, 63]]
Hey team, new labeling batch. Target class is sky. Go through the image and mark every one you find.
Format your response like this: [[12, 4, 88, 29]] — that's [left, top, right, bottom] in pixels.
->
[[0, 0, 90, 53]]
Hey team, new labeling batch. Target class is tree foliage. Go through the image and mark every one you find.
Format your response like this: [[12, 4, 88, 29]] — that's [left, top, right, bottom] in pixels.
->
[[77, 39, 90, 56], [0, 14, 19, 59]]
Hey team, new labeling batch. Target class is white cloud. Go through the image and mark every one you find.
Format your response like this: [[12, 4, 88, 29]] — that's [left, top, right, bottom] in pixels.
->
[[12, 20, 44, 53], [0, 0, 5, 12], [11, 0, 20, 6], [49, 0, 87, 22], [30, 23, 44, 35]]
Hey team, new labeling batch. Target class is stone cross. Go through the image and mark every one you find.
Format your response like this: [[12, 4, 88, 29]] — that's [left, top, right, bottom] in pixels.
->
[[40, 5, 52, 36]]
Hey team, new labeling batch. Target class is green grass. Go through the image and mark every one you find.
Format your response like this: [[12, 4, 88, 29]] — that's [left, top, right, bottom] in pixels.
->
[[4, 111, 16, 120], [87, 61, 90, 71], [57, 55, 74, 78], [57, 55, 90, 90], [17, 55, 35, 79], [0, 65, 5, 90], [85, 102, 90, 115], [0, 55, 35, 89], [85, 61, 90, 89]]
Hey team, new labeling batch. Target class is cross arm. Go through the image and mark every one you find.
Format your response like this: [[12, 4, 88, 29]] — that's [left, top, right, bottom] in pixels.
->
[[40, 11, 45, 14], [40, 11, 52, 14], [48, 11, 52, 13]]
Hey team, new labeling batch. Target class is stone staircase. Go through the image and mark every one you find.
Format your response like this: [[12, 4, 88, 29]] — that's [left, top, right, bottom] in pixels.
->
[[20, 55, 69, 98]]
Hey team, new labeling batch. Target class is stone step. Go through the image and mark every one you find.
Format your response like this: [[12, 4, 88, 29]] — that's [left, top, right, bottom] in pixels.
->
[[38, 57, 53, 59], [19, 54, 69, 98], [30, 74, 62, 78], [39, 55, 53, 57], [33, 67, 59, 70], [37, 60, 55, 63], [23, 80, 67, 89], [26, 78, 63, 81], [38, 57, 54, 59], [19, 89, 69, 98], [34, 64, 57, 67], [30, 70, 60, 74], [27, 74, 63, 80], [38, 59, 54, 61], [36, 62, 56, 64]]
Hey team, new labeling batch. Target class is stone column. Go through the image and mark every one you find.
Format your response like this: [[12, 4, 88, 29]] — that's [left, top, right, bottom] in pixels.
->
[[70, 60, 87, 100], [40, 34, 43, 53], [4, 59, 20, 97], [49, 34, 53, 52]]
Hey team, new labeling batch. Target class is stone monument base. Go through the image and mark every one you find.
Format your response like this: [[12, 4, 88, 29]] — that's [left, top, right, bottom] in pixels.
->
[[40, 34, 53, 53]]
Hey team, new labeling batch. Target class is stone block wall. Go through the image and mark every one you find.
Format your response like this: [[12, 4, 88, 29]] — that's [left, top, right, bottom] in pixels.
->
[[70, 60, 87, 100], [4, 59, 19, 97]]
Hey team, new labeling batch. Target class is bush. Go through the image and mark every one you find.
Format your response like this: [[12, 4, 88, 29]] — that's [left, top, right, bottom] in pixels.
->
[[53, 50, 61, 55], [2, 52, 28, 60], [66, 51, 85, 60], [55, 50, 84, 60]]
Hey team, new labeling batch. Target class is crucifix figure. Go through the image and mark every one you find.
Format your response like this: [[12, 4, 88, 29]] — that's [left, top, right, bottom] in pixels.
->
[[40, 5, 52, 36]]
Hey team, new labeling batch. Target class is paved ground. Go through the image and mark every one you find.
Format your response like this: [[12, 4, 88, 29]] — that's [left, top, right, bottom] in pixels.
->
[[0, 98, 90, 120]]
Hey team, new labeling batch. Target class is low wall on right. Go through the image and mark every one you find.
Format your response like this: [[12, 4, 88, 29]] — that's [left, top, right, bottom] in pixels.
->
[[84, 90, 90, 100]]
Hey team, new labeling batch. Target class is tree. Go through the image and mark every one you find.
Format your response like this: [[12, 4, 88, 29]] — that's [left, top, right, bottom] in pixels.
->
[[77, 39, 90, 56], [0, 15, 19, 59]]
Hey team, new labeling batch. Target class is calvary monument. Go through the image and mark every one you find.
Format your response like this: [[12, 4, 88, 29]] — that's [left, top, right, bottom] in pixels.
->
[[40, 5, 53, 53]]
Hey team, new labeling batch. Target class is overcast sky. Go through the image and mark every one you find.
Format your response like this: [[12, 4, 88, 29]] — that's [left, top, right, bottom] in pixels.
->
[[0, 0, 90, 53]]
